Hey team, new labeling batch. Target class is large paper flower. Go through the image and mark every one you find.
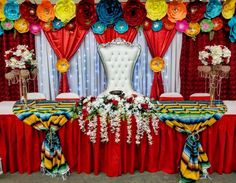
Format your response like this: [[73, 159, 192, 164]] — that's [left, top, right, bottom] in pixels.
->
[[14, 18, 29, 33], [204, 0, 222, 19], [36, 0, 55, 22], [56, 58, 70, 73], [29, 23, 41, 35], [150, 57, 165, 72], [54, 0, 76, 23], [162, 16, 175, 30], [167, 1, 187, 23], [123, 0, 146, 27], [185, 22, 200, 38], [212, 17, 223, 31], [0, 0, 6, 21], [92, 21, 106, 34], [76, 0, 97, 29], [52, 18, 64, 30], [4, 0, 20, 20], [175, 20, 189, 33], [229, 16, 236, 42], [114, 19, 128, 34], [145, 0, 167, 21], [200, 19, 214, 32], [96, 0, 122, 26], [20, 1, 38, 23], [0, 26, 3, 36], [222, 0, 236, 19], [186, 1, 206, 23], [152, 20, 162, 32], [143, 18, 152, 30], [1, 19, 14, 30]]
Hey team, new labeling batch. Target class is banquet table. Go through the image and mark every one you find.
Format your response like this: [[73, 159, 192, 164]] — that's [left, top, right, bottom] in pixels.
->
[[0, 101, 235, 177]]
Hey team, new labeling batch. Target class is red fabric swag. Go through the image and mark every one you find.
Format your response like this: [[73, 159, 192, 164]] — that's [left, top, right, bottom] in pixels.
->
[[94, 27, 138, 44], [44, 27, 88, 93], [143, 29, 176, 100]]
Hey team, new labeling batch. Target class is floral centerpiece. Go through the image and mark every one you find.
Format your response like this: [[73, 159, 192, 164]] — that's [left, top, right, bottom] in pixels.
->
[[199, 45, 231, 66], [5, 45, 37, 70], [198, 45, 231, 104], [77, 94, 159, 145]]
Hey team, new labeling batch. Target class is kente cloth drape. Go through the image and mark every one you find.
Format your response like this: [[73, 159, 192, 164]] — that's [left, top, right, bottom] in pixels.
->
[[93, 27, 138, 44], [0, 31, 36, 101], [180, 30, 236, 100], [143, 29, 176, 100], [1, 114, 235, 176], [157, 100, 226, 183], [44, 28, 88, 93], [12, 100, 76, 178]]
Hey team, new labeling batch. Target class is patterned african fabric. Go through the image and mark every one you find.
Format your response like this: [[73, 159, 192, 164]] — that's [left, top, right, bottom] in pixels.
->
[[156, 100, 227, 183], [13, 100, 76, 178]]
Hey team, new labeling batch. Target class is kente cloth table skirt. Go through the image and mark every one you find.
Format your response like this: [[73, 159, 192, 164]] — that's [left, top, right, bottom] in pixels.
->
[[0, 115, 236, 176]]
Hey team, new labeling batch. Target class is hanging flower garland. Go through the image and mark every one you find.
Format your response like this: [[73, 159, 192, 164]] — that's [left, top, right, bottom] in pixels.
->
[[76, 0, 97, 29], [123, 0, 146, 27], [78, 94, 159, 145]]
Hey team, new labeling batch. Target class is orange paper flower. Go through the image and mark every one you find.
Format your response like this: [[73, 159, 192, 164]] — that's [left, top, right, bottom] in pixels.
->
[[36, 0, 55, 22], [212, 17, 223, 31], [56, 58, 70, 73], [162, 16, 175, 30], [150, 57, 165, 72], [167, 1, 187, 23]]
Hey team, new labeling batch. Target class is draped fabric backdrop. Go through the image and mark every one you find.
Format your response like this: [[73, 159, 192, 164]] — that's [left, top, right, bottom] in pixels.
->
[[143, 29, 176, 100], [35, 29, 182, 100], [0, 31, 36, 101], [44, 28, 88, 93], [180, 30, 236, 100]]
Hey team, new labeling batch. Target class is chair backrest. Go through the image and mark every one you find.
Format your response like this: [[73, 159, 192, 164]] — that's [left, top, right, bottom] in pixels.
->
[[159, 92, 184, 101], [26, 92, 46, 100], [55, 92, 80, 101], [98, 38, 141, 96]]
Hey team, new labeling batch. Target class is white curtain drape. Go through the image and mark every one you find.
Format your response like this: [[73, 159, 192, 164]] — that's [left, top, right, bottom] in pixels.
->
[[35, 30, 182, 100]]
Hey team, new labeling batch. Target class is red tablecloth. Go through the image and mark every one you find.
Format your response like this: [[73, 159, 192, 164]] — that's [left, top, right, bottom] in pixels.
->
[[0, 114, 235, 176]]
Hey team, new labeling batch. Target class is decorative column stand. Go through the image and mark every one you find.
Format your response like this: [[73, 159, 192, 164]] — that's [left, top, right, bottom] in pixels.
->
[[198, 65, 230, 106]]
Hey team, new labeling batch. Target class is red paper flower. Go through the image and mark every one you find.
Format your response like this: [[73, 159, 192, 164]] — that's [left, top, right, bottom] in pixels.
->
[[186, 2, 206, 23], [123, 0, 147, 27], [76, 0, 97, 29], [20, 1, 38, 23]]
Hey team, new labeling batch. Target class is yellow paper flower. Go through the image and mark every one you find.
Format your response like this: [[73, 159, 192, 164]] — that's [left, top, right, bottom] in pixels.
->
[[56, 58, 70, 73], [0, 0, 6, 21], [150, 57, 165, 72], [14, 18, 29, 33], [185, 22, 200, 38], [54, 0, 76, 23], [222, 0, 236, 19], [145, 0, 167, 21]]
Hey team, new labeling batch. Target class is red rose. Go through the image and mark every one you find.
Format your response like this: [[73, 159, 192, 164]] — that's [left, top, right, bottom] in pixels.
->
[[112, 100, 119, 106], [186, 2, 206, 23], [76, 0, 97, 29], [90, 96, 96, 102], [20, 1, 38, 23], [15, 56, 21, 61], [123, 0, 147, 27], [5, 53, 13, 60], [141, 103, 149, 110], [126, 97, 134, 103]]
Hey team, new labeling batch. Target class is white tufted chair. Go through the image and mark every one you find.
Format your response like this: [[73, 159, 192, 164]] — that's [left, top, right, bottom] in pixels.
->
[[98, 38, 141, 96]]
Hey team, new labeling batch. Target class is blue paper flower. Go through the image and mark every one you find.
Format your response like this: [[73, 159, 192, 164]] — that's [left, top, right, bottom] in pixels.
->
[[229, 16, 236, 42], [152, 20, 163, 32], [114, 19, 128, 34], [52, 18, 64, 30], [0, 26, 4, 36], [92, 21, 106, 34], [96, 0, 122, 26], [204, 0, 222, 19], [4, 0, 20, 21]]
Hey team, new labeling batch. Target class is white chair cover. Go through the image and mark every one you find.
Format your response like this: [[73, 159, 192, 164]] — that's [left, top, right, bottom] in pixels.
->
[[26, 92, 46, 100], [98, 38, 141, 96]]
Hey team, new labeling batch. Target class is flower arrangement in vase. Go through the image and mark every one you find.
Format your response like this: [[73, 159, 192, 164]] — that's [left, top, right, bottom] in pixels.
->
[[198, 45, 231, 105], [4, 45, 37, 105]]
